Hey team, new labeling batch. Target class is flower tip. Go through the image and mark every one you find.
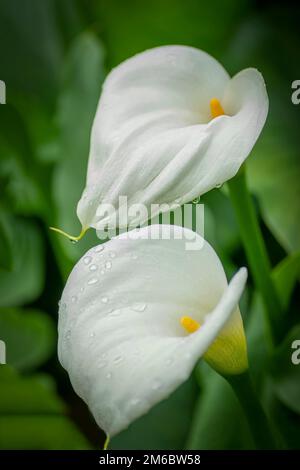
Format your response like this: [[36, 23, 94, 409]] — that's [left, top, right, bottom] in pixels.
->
[[237, 266, 248, 283], [49, 226, 88, 243]]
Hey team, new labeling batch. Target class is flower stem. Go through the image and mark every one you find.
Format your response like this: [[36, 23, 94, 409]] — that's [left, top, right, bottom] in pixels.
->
[[227, 371, 277, 449], [227, 166, 283, 346]]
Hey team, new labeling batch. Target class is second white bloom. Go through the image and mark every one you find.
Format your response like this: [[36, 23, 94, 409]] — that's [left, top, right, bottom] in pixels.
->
[[58, 225, 248, 437]]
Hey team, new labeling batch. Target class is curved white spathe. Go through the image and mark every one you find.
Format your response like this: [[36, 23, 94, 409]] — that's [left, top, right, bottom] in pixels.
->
[[58, 225, 248, 436], [77, 45, 268, 230]]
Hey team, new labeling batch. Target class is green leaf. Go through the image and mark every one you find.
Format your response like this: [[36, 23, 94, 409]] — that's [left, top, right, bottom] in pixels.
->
[[186, 365, 254, 449], [0, 366, 91, 450], [110, 376, 198, 450], [247, 252, 300, 415], [52, 32, 105, 262], [272, 252, 300, 310], [0, 216, 45, 307], [0, 416, 92, 450], [247, 252, 300, 382], [271, 325, 300, 415], [0, 105, 48, 217], [225, 14, 300, 254], [0, 308, 56, 371], [0, 0, 63, 101], [0, 212, 12, 270], [96, 0, 248, 67], [0, 367, 65, 414]]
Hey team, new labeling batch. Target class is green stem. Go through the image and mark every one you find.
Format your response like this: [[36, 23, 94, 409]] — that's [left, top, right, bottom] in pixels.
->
[[228, 166, 283, 346], [227, 372, 277, 450]]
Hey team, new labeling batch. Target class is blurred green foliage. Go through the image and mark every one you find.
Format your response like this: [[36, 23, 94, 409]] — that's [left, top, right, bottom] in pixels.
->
[[0, 0, 299, 450]]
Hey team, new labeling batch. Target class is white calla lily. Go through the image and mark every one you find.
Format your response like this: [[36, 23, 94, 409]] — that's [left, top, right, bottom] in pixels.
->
[[75, 45, 268, 232], [58, 225, 248, 437]]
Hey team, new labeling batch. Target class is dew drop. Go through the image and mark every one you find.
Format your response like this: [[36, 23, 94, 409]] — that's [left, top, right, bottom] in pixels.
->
[[109, 309, 121, 317], [215, 183, 223, 189], [80, 286, 85, 293], [65, 330, 71, 340], [71, 295, 77, 303], [151, 380, 161, 391], [89, 331, 96, 338], [87, 277, 99, 285], [95, 245, 104, 253], [192, 196, 201, 204], [89, 264, 98, 272], [130, 397, 143, 408], [132, 302, 147, 312], [113, 355, 123, 365], [105, 261, 112, 269], [109, 251, 116, 258], [83, 256, 92, 265], [100, 269, 105, 275], [101, 296, 109, 304]]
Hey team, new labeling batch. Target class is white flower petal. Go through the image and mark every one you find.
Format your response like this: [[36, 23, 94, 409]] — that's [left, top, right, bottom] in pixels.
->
[[58, 225, 247, 436], [76, 46, 268, 230]]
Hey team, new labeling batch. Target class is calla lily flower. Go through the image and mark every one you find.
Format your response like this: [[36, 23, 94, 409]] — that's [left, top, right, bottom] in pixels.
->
[[58, 225, 248, 437], [74, 44, 268, 233]]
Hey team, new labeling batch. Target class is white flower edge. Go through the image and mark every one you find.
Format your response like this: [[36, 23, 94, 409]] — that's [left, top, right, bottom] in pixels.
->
[[76, 45, 268, 230], [58, 225, 248, 436]]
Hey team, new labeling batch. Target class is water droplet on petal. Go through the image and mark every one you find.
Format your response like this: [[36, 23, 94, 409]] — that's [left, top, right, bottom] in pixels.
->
[[215, 183, 223, 189], [109, 251, 116, 258], [100, 269, 105, 275], [80, 286, 85, 293], [113, 355, 123, 365], [192, 196, 201, 204], [105, 261, 112, 269], [71, 295, 77, 303], [101, 296, 109, 304], [65, 330, 71, 340], [95, 245, 104, 253], [109, 309, 121, 317], [87, 277, 99, 285], [89, 264, 98, 272], [83, 256, 92, 265], [151, 380, 161, 390], [130, 397, 143, 408], [132, 302, 147, 312], [89, 331, 96, 338]]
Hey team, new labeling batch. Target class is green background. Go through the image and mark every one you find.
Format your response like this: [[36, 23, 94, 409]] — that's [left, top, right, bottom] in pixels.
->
[[0, 0, 299, 449]]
